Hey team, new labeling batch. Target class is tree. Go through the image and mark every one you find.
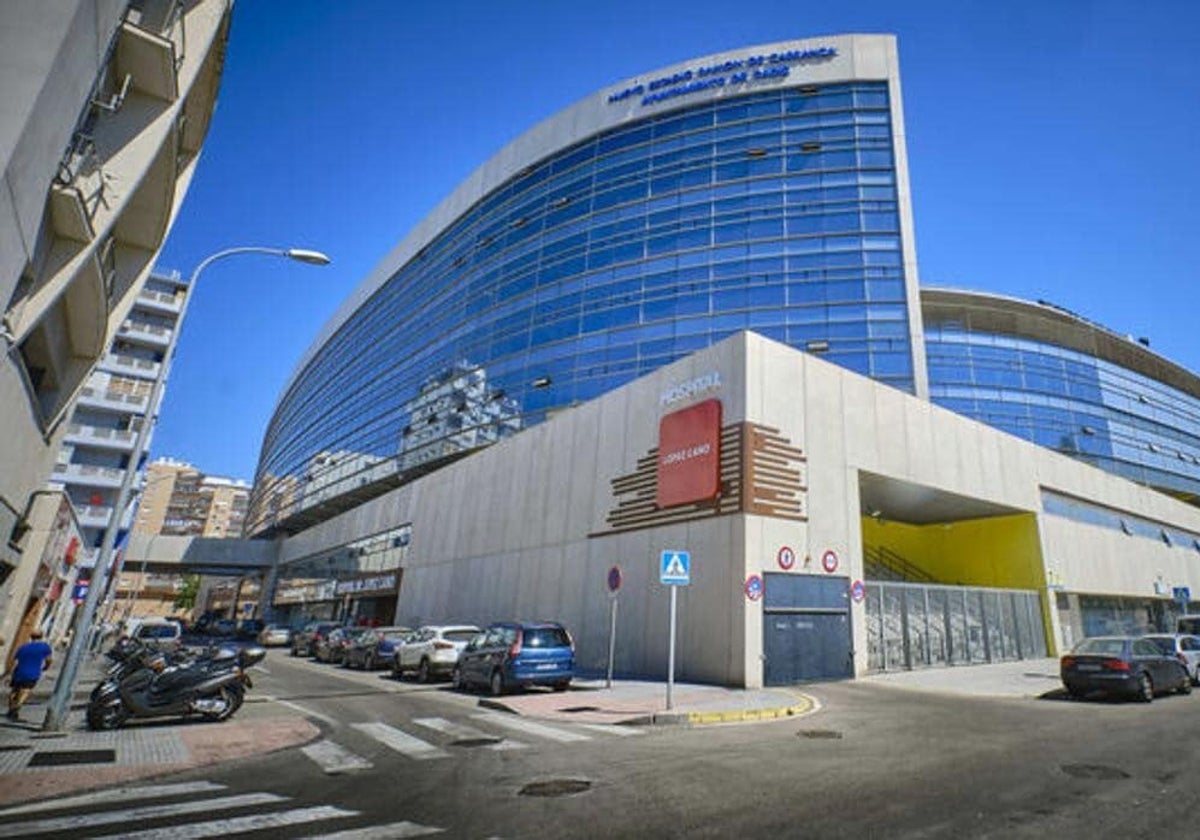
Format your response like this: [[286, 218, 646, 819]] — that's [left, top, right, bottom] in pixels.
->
[[174, 574, 200, 612]]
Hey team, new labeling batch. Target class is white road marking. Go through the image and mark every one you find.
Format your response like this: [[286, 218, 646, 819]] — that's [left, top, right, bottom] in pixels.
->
[[0, 782, 226, 817], [267, 696, 340, 727], [92, 805, 357, 840], [412, 717, 528, 750], [302, 739, 374, 774], [1, 792, 285, 836], [294, 820, 445, 839], [576, 723, 645, 737], [351, 722, 449, 760], [471, 713, 592, 743]]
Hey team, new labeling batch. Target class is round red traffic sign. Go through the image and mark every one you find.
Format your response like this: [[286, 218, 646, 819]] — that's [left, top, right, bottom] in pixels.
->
[[850, 579, 866, 603], [777, 545, 796, 571], [745, 574, 764, 601], [821, 549, 839, 573], [607, 565, 623, 593]]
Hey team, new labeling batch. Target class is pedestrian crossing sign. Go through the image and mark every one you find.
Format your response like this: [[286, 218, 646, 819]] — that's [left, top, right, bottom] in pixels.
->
[[660, 550, 691, 585]]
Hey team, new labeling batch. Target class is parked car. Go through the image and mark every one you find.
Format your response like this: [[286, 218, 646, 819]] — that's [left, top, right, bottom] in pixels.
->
[[125, 617, 182, 653], [344, 627, 413, 670], [453, 621, 574, 696], [291, 621, 339, 657], [237, 619, 265, 641], [315, 627, 355, 664], [258, 624, 293, 647], [1061, 635, 1191, 701], [394, 625, 480, 682], [210, 618, 237, 638], [1142, 634, 1200, 686]]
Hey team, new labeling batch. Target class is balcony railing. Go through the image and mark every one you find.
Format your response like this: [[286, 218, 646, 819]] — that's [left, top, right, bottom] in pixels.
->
[[51, 462, 127, 487], [136, 288, 183, 311], [118, 320, 172, 345], [64, 422, 138, 449], [103, 353, 161, 377]]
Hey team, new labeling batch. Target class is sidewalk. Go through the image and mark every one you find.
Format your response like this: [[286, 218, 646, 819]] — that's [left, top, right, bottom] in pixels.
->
[[0, 652, 318, 807], [859, 657, 1064, 698], [480, 677, 817, 725]]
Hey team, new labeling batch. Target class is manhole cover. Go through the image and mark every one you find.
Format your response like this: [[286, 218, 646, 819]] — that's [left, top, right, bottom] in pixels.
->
[[451, 737, 504, 748], [1060, 764, 1130, 780], [560, 706, 601, 714], [28, 749, 116, 767], [519, 779, 592, 797], [797, 730, 843, 740]]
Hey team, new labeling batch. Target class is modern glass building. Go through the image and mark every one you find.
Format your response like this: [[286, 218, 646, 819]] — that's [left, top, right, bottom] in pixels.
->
[[248, 34, 1200, 544], [249, 35, 927, 536], [924, 288, 1200, 504]]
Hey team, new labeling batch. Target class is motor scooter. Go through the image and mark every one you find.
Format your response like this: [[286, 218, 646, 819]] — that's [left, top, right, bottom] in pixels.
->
[[86, 644, 265, 730]]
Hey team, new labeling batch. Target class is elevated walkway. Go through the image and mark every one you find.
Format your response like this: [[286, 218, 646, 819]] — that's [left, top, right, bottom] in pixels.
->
[[119, 533, 276, 575]]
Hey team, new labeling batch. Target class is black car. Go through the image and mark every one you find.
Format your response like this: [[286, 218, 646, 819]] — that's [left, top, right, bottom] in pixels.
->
[[236, 619, 265, 640], [291, 621, 339, 657], [1061, 635, 1192, 701]]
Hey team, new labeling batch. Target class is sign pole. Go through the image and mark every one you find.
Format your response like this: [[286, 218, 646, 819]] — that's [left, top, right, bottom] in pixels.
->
[[606, 596, 618, 689], [667, 584, 677, 711]]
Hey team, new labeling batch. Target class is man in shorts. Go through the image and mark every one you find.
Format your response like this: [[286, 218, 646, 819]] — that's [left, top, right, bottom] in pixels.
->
[[7, 630, 53, 721]]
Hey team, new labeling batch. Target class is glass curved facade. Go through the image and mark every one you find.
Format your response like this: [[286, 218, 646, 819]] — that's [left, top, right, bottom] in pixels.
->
[[249, 71, 917, 534], [925, 320, 1200, 501]]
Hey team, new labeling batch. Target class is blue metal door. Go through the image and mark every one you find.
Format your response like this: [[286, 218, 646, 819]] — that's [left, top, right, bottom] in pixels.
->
[[763, 574, 853, 685]]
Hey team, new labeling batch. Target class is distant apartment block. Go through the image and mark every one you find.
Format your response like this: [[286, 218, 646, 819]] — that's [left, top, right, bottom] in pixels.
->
[[134, 459, 250, 539]]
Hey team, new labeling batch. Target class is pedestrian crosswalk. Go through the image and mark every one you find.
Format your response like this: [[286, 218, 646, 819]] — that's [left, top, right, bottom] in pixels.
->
[[0, 781, 443, 839], [302, 713, 642, 774]]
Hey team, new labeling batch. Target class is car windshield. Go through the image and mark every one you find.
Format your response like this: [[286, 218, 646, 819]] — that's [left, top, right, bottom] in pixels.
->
[[445, 630, 478, 643], [1073, 638, 1127, 656], [1143, 637, 1174, 654], [137, 625, 176, 639], [523, 627, 570, 648]]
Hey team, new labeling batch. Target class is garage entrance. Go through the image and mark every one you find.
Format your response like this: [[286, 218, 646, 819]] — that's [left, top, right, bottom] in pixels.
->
[[763, 573, 853, 685]]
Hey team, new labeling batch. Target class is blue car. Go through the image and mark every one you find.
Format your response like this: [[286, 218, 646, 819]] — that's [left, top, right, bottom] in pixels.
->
[[453, 621, 574, 696]]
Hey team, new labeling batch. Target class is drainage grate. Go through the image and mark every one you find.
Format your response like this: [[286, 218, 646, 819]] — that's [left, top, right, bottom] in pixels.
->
[[560, 706, 601, 714], [519, 779, 592, 797], [28, 749, 116, 767], [451, 737, 504, 748], [797, 730, 843, 740], [1060, 764, 1129, 780]]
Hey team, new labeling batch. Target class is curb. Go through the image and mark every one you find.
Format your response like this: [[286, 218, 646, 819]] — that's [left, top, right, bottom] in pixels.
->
[[686, 696, 814, 725]]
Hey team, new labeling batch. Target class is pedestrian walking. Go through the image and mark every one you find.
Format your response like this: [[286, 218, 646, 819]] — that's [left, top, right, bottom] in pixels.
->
[[7, 630, 53, 721]]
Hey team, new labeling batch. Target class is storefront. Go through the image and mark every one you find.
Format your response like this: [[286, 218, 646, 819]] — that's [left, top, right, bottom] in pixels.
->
[[335, 571, 402, 627]]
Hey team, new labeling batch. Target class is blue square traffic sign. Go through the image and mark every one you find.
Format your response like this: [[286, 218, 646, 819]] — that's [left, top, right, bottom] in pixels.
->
[[660, 550, 691, 585]]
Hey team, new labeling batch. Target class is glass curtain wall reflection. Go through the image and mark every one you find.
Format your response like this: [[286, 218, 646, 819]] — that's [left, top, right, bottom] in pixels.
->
[[250, 81, 915, 534]]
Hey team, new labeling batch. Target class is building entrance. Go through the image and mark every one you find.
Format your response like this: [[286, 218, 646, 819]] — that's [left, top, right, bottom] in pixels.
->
[[763, 573, 853, 685]]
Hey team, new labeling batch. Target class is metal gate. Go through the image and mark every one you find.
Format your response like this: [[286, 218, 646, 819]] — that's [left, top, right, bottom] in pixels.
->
[[763, 573, 853, 685]]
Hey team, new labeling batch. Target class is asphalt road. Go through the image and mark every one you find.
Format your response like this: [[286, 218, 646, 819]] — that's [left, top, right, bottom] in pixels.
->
[[4, 650, 1199, 839]]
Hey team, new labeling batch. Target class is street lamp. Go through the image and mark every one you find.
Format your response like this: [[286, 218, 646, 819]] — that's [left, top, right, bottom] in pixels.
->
[[42, 246, 331, 731]]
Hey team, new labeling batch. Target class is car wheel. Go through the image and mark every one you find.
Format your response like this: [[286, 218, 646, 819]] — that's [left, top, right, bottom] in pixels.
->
[[1137, 672, 1154, 702], [553, 680, 571, 692], [1177, 668, 1192, 694], [451, 665, 465, 691], [418, 658, 431, 684], [1192, 667, 1200, 688], [489, 669, 505, 697]]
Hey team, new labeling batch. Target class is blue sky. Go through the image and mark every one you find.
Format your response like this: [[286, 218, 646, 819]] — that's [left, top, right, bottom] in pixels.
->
[[154, 0, 1200, 482]]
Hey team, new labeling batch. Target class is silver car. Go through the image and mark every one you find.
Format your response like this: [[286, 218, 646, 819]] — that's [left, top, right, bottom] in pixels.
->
[[393, 625, 481, 682], [257, 624, 293, 647], [1142, 633, 1200, 685]]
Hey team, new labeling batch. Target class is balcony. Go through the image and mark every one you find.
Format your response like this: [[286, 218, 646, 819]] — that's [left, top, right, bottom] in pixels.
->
[[74, 503, 115, 528], [51, 462, 128, 489], [101, 352, 161, 381], [63, 422, 139, 452], [118, 319, 172, 347], [76, 386, 150, 414], [135, 287, 183, 315]]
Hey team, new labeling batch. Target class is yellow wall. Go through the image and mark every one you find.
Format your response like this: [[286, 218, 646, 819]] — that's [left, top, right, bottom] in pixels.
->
[[861, 513, 1044, 590]]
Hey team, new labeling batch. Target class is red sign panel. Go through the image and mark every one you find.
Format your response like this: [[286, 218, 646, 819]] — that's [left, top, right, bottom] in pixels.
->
[[657, 398, 722, 508]]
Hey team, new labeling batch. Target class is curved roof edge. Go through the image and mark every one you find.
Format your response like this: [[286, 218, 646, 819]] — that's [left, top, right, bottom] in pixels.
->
[[278, 33, 898, 404], [921, 287, 1200, 401]]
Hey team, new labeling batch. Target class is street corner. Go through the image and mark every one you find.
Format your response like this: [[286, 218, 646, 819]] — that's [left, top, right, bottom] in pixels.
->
[[178, 716, 322, 767], [685, 690, 818, 726]]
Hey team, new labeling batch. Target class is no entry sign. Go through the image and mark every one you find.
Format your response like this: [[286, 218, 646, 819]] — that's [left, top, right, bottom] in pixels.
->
[[776, 546, 795, 571]]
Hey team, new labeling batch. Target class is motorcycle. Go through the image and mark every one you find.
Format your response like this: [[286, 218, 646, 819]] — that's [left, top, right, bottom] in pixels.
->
[[86, 642, 266, 730]]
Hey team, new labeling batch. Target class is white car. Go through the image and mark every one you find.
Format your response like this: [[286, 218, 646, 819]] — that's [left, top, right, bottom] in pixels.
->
[[392, 625, 481, 682], [1142, 633, 1200, 685]]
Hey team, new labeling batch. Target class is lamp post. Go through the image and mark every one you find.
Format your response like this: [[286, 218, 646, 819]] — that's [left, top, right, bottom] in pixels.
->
[[43, 246, 330, 731]]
